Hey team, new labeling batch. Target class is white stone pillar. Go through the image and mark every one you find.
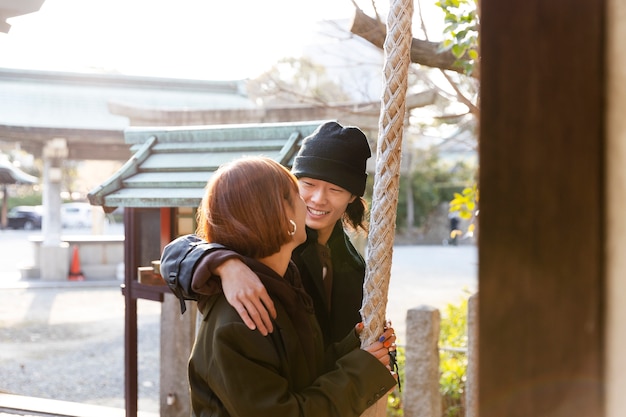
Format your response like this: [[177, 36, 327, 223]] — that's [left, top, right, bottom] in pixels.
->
[[40, 138, 70, 281]]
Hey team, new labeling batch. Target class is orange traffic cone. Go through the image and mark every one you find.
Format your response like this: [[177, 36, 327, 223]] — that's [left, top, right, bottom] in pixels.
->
[[68, 245, 85, 281]]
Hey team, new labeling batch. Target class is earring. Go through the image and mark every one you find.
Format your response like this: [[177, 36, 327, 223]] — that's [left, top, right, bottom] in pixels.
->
[[288, 219, 297, 236]]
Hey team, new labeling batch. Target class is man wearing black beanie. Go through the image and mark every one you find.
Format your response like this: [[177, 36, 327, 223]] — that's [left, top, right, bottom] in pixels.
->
[[161, 121, 375, 347], [292, 121, 371, 197]]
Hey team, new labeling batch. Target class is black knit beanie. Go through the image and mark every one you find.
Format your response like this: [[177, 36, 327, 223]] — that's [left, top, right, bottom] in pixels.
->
[[292, 121, 371, 196]]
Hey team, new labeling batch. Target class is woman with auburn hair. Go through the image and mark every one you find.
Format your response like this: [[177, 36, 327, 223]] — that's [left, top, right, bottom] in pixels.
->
[[196, 156, 303, 259], [162, 121, 379, 347], [181, 156, 396, 417]]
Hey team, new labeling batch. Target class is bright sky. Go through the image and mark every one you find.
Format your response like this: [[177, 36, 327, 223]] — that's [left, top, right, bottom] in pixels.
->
[[0, 0, 445, 81], [0, 0, 368, 80]]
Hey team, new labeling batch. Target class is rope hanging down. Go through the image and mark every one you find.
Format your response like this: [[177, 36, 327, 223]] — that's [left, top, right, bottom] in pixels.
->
[[359, 1, 412, 414], [360, 0, 413, 348]]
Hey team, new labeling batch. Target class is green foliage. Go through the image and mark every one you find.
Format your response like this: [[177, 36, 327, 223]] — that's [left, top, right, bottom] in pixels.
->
[[7, 191, 42, 210], [449, 183, 477, 220], [448, 183, 478, 235], [435, 0, 480, 76], [439, 294, 469, 417], [396, 152, 474, 231]]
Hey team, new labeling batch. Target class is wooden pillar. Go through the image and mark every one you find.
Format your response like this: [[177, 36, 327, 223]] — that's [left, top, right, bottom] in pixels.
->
[[124, 208, 166, 417], [124, 209, 139, 417], [160, 294, 196, 417], [479, 0, 605, 416], [158, 207, 198, 417], [605, 0, 626, 415]]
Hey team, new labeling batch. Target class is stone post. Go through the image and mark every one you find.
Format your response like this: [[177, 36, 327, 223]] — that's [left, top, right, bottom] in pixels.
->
[[466, 293, 479, 417], [403, 305, 441, 417], [40, 138, 69, 281]]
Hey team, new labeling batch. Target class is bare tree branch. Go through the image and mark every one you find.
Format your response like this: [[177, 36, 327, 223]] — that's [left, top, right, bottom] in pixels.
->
[[350, 8, 479, 78], [439, 70, 480, 116]]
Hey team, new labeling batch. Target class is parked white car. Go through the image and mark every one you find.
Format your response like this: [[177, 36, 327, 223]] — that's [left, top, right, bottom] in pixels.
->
[[61, 202, 93, 228]]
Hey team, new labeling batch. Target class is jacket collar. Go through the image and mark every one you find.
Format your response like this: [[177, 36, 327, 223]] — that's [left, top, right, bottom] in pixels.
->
[[301, 222, 364, 269]]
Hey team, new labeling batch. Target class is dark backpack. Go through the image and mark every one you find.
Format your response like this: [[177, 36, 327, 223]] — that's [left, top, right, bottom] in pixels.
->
[[160, 234, 226, 314]]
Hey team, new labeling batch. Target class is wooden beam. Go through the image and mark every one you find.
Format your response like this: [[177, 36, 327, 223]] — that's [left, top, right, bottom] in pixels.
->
[[0, 124, 129, 160]]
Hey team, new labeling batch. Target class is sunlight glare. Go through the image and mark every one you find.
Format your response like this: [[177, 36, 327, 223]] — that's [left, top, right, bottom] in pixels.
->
[[0, 0, 358, 80]]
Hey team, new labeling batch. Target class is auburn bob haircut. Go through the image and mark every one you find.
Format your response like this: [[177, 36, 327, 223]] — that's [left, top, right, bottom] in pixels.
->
[[196, 156, 300, 259]]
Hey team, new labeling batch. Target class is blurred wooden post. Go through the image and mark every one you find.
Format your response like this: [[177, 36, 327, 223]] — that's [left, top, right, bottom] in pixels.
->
[[160, 294, 196, 417], [138, 260, 197, 417], [480, 0, 604, 414]]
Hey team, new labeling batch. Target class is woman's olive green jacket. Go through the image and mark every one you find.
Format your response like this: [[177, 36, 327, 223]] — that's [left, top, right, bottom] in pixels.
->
[[188, 259, 396, 417]]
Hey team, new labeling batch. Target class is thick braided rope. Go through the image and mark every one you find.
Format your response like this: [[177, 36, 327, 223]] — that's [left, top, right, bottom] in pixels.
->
[[360, 0, 413, 348]]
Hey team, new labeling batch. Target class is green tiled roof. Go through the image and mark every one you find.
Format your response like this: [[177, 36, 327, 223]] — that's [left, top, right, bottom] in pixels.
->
[[88, 121, 325, 210]]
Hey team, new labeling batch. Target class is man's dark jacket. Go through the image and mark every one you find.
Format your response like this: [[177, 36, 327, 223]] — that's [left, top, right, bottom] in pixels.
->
[[293, 222, 366, 346]]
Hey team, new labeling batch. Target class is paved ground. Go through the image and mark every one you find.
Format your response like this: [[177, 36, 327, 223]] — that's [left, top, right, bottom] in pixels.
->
[[0, 282, 161, 414], [0, 228, 477, 415]]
